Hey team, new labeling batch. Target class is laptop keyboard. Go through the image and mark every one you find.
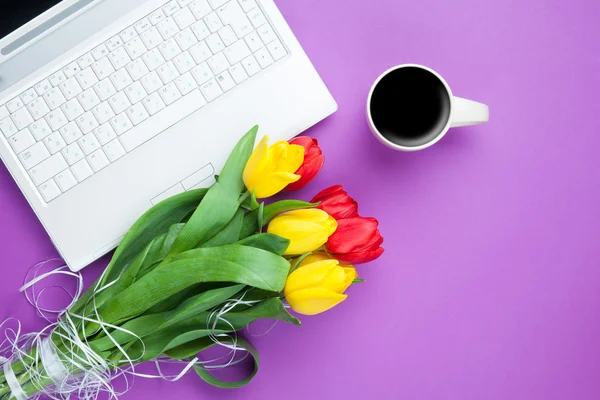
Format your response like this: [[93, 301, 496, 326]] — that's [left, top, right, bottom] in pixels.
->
[[0, 0, 287, 203]]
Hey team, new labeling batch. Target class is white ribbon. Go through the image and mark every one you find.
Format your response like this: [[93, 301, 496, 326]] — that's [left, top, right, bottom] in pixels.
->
[[39, 338, 69, 386], [3, 361, 27, 400]]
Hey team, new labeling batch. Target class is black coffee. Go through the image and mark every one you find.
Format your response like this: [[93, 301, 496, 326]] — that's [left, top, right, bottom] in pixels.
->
[[369, 67, 451, 147]]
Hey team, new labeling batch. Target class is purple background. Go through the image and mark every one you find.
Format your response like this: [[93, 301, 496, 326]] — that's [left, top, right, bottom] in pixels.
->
[[2, 0, 600, 398]]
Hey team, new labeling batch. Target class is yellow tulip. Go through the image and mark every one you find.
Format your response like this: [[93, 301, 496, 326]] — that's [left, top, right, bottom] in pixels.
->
[[284, 258, 358, 315], [243, 136, 305, 199], [267, 209, 337, 255]]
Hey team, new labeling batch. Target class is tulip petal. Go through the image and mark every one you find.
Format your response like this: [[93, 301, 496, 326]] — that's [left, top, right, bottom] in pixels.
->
[[296, 251, 333, 268], [243, 136, 270, 193], [335, 247, 385, 264], [319, 265, 350, 293], [253, 172, 301, 199], [270, 142, 305, 173], [312, 185, 344, 202], [340, 267, 358, 292], [326, 217, 380, 254], [284, 260, 339, 294], [286, 288, 347, 316]]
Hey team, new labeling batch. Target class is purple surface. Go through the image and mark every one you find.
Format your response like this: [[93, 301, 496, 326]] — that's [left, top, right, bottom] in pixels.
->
[[2, 0, 600, 398]]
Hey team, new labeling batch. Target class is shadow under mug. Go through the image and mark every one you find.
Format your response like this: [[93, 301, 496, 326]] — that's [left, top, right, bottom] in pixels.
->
[[367, 64, 490, 151]]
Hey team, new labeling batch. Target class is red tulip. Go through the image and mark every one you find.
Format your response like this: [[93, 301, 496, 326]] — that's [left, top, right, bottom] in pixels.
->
[[311, 185, 359, 220], [285, 137, 324, 191], [326, 217, 384, 264]]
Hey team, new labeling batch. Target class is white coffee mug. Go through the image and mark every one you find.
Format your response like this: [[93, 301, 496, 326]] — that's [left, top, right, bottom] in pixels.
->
[[367, 64, 489, 151]]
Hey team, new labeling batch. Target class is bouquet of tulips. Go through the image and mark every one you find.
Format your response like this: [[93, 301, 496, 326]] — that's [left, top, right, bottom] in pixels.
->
[[0, 126, 383, 399]]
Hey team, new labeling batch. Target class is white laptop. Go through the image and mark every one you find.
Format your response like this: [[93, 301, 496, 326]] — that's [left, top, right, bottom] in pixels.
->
[[0, 0, 337, 271]]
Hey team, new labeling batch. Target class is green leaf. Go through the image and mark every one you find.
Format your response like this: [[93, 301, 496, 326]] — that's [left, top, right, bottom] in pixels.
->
[[236, 233, 290, 255], [71, 189, 207, 314], [239, 200, 317, 238], [167, 126, 258, 256], [96, 245, 289, 325], [352, 279, 366, 284], [200, 208, 244, 248]]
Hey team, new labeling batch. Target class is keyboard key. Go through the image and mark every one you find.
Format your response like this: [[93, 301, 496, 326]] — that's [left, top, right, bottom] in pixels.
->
[[215, 70, 235, 92], [199, 79, 223, 101], [75, 68, 99, 90], [224, 40, 251, 64], [141, 26, 163, 49], [59, 122, 83, 145], [206, 33, 225, 53], [159, 38, 182, 61], [126, 103, 150, 125], [63, 62, 81, 78], [104, 139, 126, 162], [109, 69, 133, 91], [244, 31, 263, 52], [126, 58, 150, 81], [43, 88, 67, 110], [0, 105, 8, 120], [229, 63, 248, 84], [77, 89, 101, 111], [159, 82, 182, 105], [207, 52, 230, 74], [190, 0, 212, 19], [175, 28, 198, 51], [88, 149, 110, 172], [94, 124, 118, 145], [120, 26, 138, 43], [29, 153, 68, 186], [163, 1, 181, 16], [106, 35, 124, 52], [142, 48, 167, 71], [191, 62, 214, 84], [125, 36, 147, 59], [124, 81, 148, 104], [12, 107, 34, 130], [62, 99, 84, 121], [149, 9, 167, 25], [142, 92, 166, 115], [191, 20, 210, 40], [157, 17, 180, 39], [157, 61, 181, 83], [43, 132, 67, 154], [218, 25, 237, 46], [6, 98, 24, 113], [266, 40, 286, 60], [19, 142, 50, 169], [134, 18, 152, 34], [0, 117, 18, 138], [173, 7, 195, 29], [77, 53, 95, 69], [189, 41, 212, 64], [78, 134, 101, 155], [20, 89, 38, 105], [247, 8, 267, 28], [108, 47, 132, 70], [140, 71, 163, 93], [38, 180, 61, 202], [91, 44, 109, 60], [49, 71, 67, 87], [119, 89, 206, 152], [92, 102, 116, 124], [76, 112, 99, 134], [257, 24, 277, 44], [109, 113, 133, 135], [62, 142, 85, 165], [178, 0, 195, 5], [71, 159, 93, 182], [59, 78, 83, 100], [93, 79, 117, 101], [91, 57, 115, 80], [175, 72, 198, 95], [45, 109, 68, 130], [34, 80, 52, 96], [108, 92, 132, 114], [208, 0, 228, 8], [254, 47, 273, 68], [27, 97, 50, 120], [173, 51, 195, 73], [204, 12, 224, 33], [239, 0, 257, 12], [29, 120, 52, 141], [54, 169, 77, 192], [8, 130, 35, 153], [241, 54, 261, 76]]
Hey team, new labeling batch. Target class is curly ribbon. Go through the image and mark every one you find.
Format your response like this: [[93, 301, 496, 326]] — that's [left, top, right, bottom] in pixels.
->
[[0, 259, 264, 400]]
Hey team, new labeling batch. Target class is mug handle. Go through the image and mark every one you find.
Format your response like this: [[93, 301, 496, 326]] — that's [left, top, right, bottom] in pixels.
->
[[451, 97, 490, 128]]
